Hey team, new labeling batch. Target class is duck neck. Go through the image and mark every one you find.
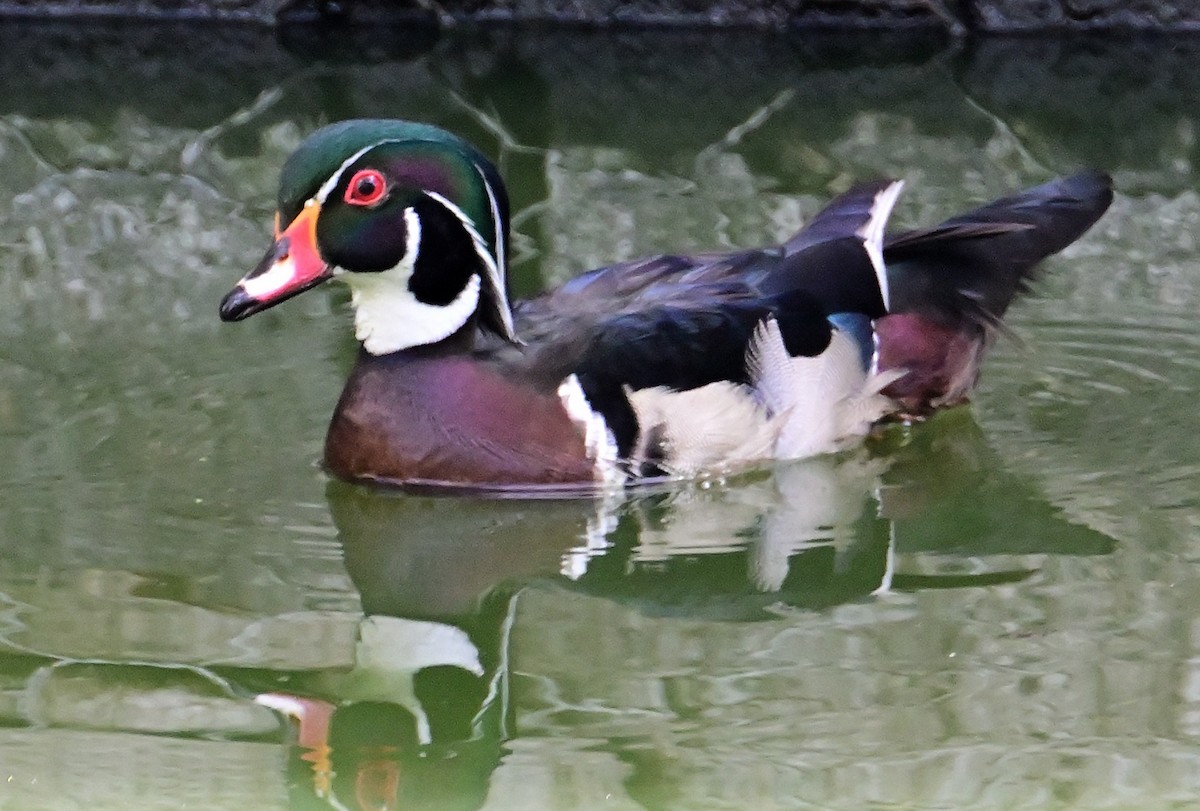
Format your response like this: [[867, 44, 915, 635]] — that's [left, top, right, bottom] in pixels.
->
[[355, 318, 479, 366], [343, 264, 482, 357]]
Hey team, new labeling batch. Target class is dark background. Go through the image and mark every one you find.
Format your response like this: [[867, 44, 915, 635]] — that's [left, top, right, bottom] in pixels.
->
[[0, 0, 1197, 32]]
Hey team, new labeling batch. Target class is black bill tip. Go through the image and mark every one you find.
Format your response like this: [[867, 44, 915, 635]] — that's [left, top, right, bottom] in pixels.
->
[[219, 285, 261, 322]]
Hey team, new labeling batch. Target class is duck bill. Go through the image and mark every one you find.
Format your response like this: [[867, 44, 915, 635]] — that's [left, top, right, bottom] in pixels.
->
[[219, 203, 333, 322]]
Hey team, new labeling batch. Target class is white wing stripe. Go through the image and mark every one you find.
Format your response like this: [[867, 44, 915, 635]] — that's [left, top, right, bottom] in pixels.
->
[[856, 180, 904, 312]]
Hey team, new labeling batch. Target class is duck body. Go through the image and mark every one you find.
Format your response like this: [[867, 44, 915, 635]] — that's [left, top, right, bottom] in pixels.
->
[[220, 119, 1113, 492]]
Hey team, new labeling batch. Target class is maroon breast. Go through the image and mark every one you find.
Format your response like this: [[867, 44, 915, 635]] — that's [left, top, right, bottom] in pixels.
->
[[324, 353, 597, 488]]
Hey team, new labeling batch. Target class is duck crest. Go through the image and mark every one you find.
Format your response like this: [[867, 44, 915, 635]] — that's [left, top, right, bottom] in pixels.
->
[[220, 119, 1114, 491]]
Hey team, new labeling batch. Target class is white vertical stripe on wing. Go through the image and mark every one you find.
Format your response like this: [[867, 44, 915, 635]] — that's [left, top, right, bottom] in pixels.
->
[[856, 180, 904, 312]]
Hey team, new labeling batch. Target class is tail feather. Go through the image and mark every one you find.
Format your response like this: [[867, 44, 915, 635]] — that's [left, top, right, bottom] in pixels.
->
[[876, 171, 1114, 415], [883, 171, 1114, 329]]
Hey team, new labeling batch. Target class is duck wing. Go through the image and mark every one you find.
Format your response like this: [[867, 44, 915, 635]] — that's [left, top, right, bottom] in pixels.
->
[[492, 179, 902, 385], [479, 182, 903, 454], [882, 171, 1114, 330]]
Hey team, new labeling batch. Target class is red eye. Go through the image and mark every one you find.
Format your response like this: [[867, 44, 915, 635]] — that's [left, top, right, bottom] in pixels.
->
[[344, 168, 387, 207]]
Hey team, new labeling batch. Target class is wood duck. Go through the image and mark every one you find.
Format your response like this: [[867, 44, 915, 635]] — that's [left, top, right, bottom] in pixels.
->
[[219, 119, 1112, 493]]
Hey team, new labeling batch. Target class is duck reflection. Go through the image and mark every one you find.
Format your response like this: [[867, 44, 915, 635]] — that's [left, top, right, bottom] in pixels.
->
[[266, 409, 1114, 811]]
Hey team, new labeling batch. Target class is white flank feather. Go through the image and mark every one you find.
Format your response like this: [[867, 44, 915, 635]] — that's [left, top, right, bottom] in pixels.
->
[[621, 316, 907, 476], [557, 374, 623, 487], [626, 382, 779, 477], [747, 318, 902, 460]]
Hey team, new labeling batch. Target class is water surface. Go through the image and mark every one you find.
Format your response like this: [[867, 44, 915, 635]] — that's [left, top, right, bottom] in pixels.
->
[[1, 22, 1199, 811]]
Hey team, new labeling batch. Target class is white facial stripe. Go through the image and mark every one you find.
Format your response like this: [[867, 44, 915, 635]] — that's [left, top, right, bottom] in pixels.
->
[[241, 256, 300, 299], [339, 207, 483, 355], [424, 190, 499, 275], [856, 180, 904, 313], [475, 164, 504, 271], [315, 142, 381, 204], [473, 162, 518, 340], [425, 187, 520, 342]]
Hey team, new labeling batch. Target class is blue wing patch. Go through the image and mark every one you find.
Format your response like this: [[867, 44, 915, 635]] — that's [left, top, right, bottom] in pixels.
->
[[827, 312, 876, 372]]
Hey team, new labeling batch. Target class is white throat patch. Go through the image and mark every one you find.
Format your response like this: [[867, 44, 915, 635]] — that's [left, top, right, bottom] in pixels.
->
[[337, 207, 482, 355]]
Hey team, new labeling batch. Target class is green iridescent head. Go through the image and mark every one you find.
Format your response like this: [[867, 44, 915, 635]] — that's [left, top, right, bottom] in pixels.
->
[[221, 119, 518, 354]]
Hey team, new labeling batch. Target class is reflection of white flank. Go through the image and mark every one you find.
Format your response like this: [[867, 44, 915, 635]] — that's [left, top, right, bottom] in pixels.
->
[[634, 485, 770, 564], [338, 207, 482, 355], [336, 615, 484, 746], [626, 453, 888, 592], [753, 453, 889, 592], [871, 522, 897, 595], [560, 512, 615, 580], [561, 483, 623, 580]]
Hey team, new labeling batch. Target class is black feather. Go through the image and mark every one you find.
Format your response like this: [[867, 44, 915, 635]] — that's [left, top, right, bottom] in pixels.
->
[[783, 179, 895, 257], [408, 198, 480, 307], [770, 239, 886, 318], [884, 171, 1114, 328]]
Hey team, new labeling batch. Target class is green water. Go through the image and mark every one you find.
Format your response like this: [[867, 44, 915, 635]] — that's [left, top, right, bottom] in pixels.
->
[[1, 21, 1199, 810]]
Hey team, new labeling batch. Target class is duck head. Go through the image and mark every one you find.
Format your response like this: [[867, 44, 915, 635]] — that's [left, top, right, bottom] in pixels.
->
[[219, 119, 519, 354]]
